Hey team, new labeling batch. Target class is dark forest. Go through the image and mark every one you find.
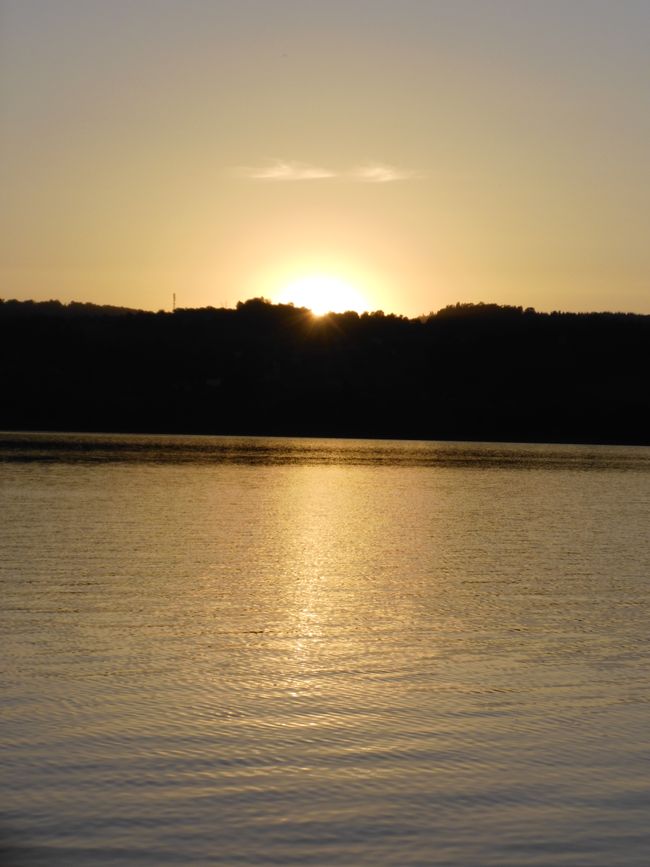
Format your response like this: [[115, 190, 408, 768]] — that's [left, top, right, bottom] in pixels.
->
[[1, 298, 648, 444]]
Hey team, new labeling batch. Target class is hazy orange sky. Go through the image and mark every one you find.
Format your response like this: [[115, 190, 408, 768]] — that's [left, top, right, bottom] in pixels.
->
[[2, 0, 649, 317]]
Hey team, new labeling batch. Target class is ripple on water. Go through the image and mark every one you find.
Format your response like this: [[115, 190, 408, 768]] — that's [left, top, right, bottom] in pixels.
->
[[1, 434, 650, 865]]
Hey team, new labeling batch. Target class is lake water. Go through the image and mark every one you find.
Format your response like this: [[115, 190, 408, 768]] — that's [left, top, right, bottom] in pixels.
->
[[2, 432, 650, 866]]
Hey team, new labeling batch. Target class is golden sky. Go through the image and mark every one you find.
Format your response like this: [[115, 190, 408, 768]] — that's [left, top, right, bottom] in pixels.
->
[[2, 0, 649, 317]]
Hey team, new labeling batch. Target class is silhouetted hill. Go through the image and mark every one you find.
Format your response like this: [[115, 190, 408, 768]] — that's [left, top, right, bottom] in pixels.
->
[[0, 298, 143, 318], [1, 297, 648, 444]]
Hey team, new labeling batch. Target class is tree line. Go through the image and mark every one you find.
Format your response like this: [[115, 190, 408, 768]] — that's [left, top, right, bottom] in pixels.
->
[[1, 297, 648, 444]]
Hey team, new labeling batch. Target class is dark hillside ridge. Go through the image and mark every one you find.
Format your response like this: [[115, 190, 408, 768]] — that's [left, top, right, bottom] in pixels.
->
[[1, 298, 648, 445]]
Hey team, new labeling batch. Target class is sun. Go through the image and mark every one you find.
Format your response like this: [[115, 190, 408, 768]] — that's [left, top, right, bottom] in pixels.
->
[[275, 274, 370, 316]]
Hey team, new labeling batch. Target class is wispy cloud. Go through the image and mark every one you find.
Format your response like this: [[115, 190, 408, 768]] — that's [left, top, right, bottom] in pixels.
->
[[238, 160, 336, 181], [352, 162, 417, 183], [234, 160, 420, 183]]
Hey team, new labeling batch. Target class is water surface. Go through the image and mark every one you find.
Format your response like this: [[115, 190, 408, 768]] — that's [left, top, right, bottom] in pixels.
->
[[2, 433, 649, 865]]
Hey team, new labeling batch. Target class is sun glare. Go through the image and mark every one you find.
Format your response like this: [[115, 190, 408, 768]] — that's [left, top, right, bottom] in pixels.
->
[[276, 274, 370, 316]]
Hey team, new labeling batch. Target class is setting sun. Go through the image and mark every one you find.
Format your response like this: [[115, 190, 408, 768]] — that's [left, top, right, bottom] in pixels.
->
[[275, 274, 370, 316]]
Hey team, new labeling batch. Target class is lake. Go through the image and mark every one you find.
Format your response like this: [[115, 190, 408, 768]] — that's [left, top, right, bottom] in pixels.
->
[[2, 432, 649, 866]]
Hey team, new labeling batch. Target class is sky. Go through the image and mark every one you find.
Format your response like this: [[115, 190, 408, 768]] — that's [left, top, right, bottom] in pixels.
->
[[1, 0, 649, 318]]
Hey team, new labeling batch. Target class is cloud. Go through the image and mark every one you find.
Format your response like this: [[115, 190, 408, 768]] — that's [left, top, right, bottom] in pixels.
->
[[352, 163, 417, 183], [233, 160, 420, 183], [238, 160, 336, 181]]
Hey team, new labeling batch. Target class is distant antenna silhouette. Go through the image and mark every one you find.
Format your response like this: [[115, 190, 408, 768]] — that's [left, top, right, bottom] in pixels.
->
[[172, 293, 176, 312]]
